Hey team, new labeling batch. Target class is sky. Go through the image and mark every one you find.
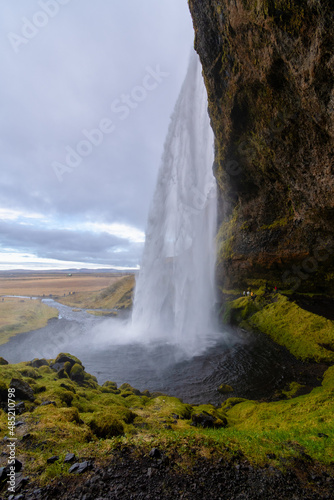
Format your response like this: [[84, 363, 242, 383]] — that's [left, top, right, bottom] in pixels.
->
[[0, 0, 194, 270]]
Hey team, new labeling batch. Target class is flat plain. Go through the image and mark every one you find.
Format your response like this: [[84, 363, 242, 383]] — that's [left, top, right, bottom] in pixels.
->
[[0, 272, 124, 297], [0, 272, 133, 345]]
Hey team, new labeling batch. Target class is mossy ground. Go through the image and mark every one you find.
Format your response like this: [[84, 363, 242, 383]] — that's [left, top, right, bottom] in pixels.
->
[[223, 291, 334, 363], [0, 298, 58, 346], [0, 344, 333, 488]]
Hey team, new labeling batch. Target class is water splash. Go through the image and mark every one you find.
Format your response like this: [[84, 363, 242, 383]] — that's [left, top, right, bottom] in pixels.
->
[[132, 51, 218, 357]]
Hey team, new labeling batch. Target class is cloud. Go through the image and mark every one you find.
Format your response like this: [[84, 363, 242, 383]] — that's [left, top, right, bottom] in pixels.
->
[[0, 1, 194, 269], [0, 218, 144, 268]]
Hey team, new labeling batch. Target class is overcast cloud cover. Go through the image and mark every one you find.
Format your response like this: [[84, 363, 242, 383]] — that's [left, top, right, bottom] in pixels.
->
[[0, 0, 194, 270]]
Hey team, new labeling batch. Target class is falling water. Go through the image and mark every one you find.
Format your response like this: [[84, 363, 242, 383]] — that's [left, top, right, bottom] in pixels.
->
[[132, 51, 218, 357]]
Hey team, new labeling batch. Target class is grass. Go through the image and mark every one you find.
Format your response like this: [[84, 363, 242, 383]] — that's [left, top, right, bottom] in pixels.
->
[[0, 273, 121, 297], [0, 352, 333, 486], [86, 310, 118, 317], [0, 273, 134, 345], [0, 281, 333, 485], [224, 293, 334, 363], [0, 298, 58, 345], [57, 275, 135, 311]]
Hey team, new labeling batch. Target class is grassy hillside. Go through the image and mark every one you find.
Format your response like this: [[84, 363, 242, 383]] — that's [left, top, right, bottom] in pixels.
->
[[0, 298, 58, 346], [223, 292, 334, 363], [0, 350, 333, 491], [57, 275, 135, 312]]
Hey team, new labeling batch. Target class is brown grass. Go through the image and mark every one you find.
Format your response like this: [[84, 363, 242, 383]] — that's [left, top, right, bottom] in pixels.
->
[[57, 275, 135, 310], [0, 273, 124, 297], [0, 273, 135, 345]]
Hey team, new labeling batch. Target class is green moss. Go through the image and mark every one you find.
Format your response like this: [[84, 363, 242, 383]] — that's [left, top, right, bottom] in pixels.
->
[[224, 293, 334, 363], [38, 365, 53, 375], [216, 206, 239, 262], [147, 396, 192, 420], [119, 382, 141, 395], [259, 216, 290, 231], [88, 412, 125, 438], [0, 349, 333, 482], [63, 361, 72, 375], [54, 353, 83, 367], [193, 404, 227, 421], [221, 397, 249, 412], [223, 296, 261, 324], [281, 381, 306, 399], [70, 363, 85, 383], [220, 366, 334, 464], [54, 389, 74, 407], [217, 384, 234, 394], [248, 295, 334, 362]]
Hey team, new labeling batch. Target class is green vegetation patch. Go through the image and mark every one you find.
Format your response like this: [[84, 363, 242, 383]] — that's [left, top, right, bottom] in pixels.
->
[[218, 366, 334, 465], [224, 293, 334, 363], [1, 353, 333, 487], [248, 295, 334, 363], [0, 298, 58, 345], [57, 275, 135, 311]]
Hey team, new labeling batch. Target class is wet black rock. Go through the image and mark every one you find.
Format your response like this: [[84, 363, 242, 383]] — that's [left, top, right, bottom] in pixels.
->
[[9, 378, 34, 402], [46, 456, 59, 464], [15, 402, 26, 415], [149, 448, 162, 460], [30, 359, 49, 369], [191, 411, 227, 428], [64, 453, 76, 464], [68, 461, 90, 474]]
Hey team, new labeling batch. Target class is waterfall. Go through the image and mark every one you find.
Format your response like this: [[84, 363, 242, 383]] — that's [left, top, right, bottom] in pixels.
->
[[132, 51, 218, 357]]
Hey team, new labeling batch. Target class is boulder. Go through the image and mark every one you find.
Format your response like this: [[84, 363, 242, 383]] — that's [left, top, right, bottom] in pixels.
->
[[9, 378, 34, 402], [0, 356, 8, 365], [217, 384, 234, 394], [31, 359, 48, 368], [69, 363, 84, 383], [51, 353, 84, 373], [191, 412, 227, 429]]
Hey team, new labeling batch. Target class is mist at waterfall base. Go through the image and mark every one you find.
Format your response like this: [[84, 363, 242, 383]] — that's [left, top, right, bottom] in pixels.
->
[[93, 52, 227, 359]]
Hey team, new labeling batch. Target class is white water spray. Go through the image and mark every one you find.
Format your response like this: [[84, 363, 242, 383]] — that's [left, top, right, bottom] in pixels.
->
[[132, 51, 218, 357]]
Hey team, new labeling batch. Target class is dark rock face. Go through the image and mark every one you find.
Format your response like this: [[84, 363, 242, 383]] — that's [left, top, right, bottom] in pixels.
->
[[188, 0, 334, 295]]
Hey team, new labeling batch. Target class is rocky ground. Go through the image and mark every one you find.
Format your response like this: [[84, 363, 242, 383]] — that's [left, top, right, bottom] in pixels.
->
[[4, 447, 334, 500]]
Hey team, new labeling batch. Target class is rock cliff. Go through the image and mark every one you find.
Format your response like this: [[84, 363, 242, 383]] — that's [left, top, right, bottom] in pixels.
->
[[188, 0, 334, 295]]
